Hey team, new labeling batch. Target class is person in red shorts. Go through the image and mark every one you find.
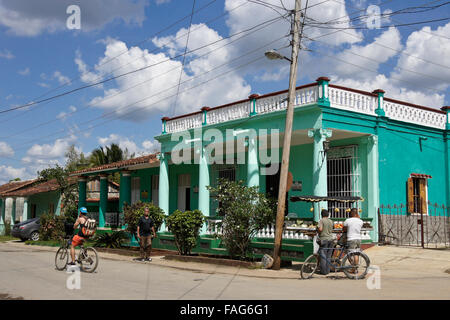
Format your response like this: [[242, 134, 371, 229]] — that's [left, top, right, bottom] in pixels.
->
[[68, 207, 88, 265]]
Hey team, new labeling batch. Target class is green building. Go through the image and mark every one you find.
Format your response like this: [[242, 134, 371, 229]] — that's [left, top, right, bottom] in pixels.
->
[[70, 77, 450, 259]]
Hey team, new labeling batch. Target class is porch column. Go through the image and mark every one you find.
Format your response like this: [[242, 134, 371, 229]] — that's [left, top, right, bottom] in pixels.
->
[[157, 153, 169, 232], [11, 197, 16, 225], [198, 145, 210, 234], [0, 198, 5, 235], [99, 175, 108, 228], [78, 177, 87, 210], [308, 128, 332, 221], [247, 136, 260, 188], [22, 197, 29, 222], [119, 171, 131, 212], [365, 135, 380, 241]]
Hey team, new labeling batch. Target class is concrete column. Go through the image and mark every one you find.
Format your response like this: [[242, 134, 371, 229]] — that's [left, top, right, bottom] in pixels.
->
[[365, 135, 380, 241], [158, 155, 169, 215], [78, 177, 87, 210], [198, 146, 210, 218], [99, 175, 108, 228], [11, 197, 16, 226], [247, 136, 260, 188], [0, 198, 5, 235], [22, 197, 29, 222], [316, 77, 330, 107], [441, 106, 450, 211], [308, 128, 332, 221], [373, 89, 386, 117], [119, 171, 131, 212]]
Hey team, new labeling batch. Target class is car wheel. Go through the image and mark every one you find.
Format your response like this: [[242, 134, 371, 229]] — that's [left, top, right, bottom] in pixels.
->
[[30, 231, 39, 241]]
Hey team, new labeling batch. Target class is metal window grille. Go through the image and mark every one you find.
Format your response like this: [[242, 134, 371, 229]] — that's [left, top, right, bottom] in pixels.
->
[[327, 145, 361, 218]]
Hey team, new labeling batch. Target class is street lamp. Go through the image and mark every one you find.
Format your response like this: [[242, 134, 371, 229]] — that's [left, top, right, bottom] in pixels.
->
[[264, 50, 292, 62]]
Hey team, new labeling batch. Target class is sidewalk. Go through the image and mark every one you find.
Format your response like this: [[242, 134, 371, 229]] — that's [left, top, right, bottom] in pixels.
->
[[4, 240, 450, 280]]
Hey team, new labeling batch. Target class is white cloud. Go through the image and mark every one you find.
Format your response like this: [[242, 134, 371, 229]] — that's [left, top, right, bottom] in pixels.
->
[[0, 141, 14, 157], [37, 82, 50, 88], [98, 133, 160, 156], [155, 0, 171, 4], [0, 49, 14, 59], [53, 71, 70, 84], [25, 136, 76, 160], [57, 105, 77, 121], [0, 0, 148, 36], [391, 22, 450, 93], [18, 67, 30, 75], [0, 165, 29, 184]]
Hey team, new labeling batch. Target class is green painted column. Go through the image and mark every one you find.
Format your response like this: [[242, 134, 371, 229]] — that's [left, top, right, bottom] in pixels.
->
[[201, 106, 210, 125], [158, 154, 169, 215], [11, 197, 16, 226], [161, 117, 169, 134], [119, 171, 131, 212], [365, 135, 380, 241], [316, 77, 330, 107], [247, 136, 260, 188], [249, 94, 259, 116], [373, 89, 386, 116], [22, 197, 29, 222], [198, 145, 210, 215], [99, 175, 108, 228], [308, 128, 332, 221], [78, 177, 87, 210]]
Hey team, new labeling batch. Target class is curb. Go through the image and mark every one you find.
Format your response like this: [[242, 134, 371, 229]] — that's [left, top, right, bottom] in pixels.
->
[[163, 254, 261, 269]]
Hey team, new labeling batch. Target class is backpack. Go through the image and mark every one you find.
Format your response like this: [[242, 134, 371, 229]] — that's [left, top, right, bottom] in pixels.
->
[[81, 219, 97, 237]]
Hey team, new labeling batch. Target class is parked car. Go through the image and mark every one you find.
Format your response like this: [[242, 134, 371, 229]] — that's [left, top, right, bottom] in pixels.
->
[[11, 217, 40, 241]]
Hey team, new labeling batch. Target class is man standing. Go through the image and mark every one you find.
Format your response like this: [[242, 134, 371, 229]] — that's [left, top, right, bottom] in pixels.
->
[[343, 208, 363, 250], [317, 209, 334, 275], [137, 207, 156, 262]]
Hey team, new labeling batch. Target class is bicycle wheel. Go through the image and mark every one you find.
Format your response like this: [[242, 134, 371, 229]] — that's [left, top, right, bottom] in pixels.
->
[[341, 251, 370, 280], [55, 247, 68, 271], [79, 247, 99, 273], [300, 254, 319, 279]]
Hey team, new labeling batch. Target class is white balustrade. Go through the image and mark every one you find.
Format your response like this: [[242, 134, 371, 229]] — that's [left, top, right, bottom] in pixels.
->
[[384, 101, 446, 130], [164, 84, 446, 134], [329, 87, 377, 116], [165, 113, 203, 134], [206, 101, 251, 125]]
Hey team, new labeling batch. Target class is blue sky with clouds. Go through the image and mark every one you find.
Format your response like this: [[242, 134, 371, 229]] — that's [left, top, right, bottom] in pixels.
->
[[0, 0, 449, 184]]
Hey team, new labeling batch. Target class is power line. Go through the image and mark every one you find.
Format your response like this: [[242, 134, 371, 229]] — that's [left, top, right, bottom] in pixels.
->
[[171, 0, 197, 117], [1, 15, 288, 140], [4, 34, 288, 154], [0, 13, 284, 115]]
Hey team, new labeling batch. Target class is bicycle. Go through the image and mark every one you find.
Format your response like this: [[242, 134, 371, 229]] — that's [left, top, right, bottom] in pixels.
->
[[55, 236, 99, 273], [301, 242, 370, 280]]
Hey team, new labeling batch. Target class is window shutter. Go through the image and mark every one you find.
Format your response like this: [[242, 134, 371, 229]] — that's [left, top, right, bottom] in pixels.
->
[[407, 177, 414, 214], [419, 179, 427, 214]]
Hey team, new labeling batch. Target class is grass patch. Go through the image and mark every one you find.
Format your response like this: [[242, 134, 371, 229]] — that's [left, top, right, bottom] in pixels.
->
[[0, 235, 16, 242]]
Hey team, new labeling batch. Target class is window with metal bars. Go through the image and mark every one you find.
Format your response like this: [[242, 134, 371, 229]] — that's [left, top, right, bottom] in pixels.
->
[[327, 145, 361, 218]]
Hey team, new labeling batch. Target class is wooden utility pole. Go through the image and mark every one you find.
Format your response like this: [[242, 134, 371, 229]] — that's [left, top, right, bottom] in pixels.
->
[[272, 0, 302, 270]]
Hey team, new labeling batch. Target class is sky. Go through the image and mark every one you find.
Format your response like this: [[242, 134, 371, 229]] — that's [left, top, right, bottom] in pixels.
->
[[0, 0, 449, 184]]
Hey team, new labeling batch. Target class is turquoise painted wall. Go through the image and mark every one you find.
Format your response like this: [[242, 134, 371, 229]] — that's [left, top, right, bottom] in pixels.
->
[[378, 123, 447, 212], [28, 191, 61, 218]]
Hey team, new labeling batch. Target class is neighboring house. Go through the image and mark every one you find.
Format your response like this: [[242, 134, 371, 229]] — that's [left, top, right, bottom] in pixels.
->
[[0, 178, 120, 235], [70, 77, 450, 258], [0, 180, 37, 234]]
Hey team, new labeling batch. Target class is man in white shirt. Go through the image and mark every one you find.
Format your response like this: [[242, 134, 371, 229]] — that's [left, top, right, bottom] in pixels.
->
[[343, 208, 363, 250]]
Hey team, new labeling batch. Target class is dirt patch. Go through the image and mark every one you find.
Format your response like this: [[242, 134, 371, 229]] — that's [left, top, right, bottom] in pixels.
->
[[163, 254, 262, 268], [0, 293, 23, 300], [445, 269, 450, 274]]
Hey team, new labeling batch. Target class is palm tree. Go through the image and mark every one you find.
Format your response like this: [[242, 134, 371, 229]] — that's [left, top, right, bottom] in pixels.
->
[[89, 143, 134, 167]]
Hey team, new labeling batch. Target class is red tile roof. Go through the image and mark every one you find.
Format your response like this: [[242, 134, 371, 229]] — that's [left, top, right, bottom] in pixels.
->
[[0, 180, 37, 196], [70, 153, 159, 176], [3, 179, 62, 197]]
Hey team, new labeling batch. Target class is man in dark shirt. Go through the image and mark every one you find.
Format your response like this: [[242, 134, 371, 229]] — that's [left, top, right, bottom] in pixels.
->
[[137, 207, 156, 262]]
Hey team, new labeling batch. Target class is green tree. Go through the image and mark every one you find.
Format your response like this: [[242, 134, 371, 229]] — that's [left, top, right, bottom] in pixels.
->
[[208, 179, 277, 260], [89, 143, 135, 167], [65, 144, 89, 172]]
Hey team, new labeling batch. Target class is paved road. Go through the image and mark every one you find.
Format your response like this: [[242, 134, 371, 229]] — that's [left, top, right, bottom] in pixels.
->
[[0, 242, 449, 300]]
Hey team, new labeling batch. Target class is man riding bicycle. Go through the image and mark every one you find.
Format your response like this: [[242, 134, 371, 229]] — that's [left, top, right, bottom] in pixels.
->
[[68, 207, 89, 266]]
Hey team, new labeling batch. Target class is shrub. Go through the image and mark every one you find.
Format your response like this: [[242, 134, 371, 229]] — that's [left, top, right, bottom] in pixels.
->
[[39, 212, 65, 241], [123, 201, 165, 237], [208, 179, 277, 260], [166, 209, 204, 255], [93, 231, 129, 248]]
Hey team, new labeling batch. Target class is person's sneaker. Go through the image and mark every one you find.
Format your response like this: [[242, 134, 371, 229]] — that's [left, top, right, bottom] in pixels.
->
[[145, 257, 152, 262], [67, 261, 76, 265]]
